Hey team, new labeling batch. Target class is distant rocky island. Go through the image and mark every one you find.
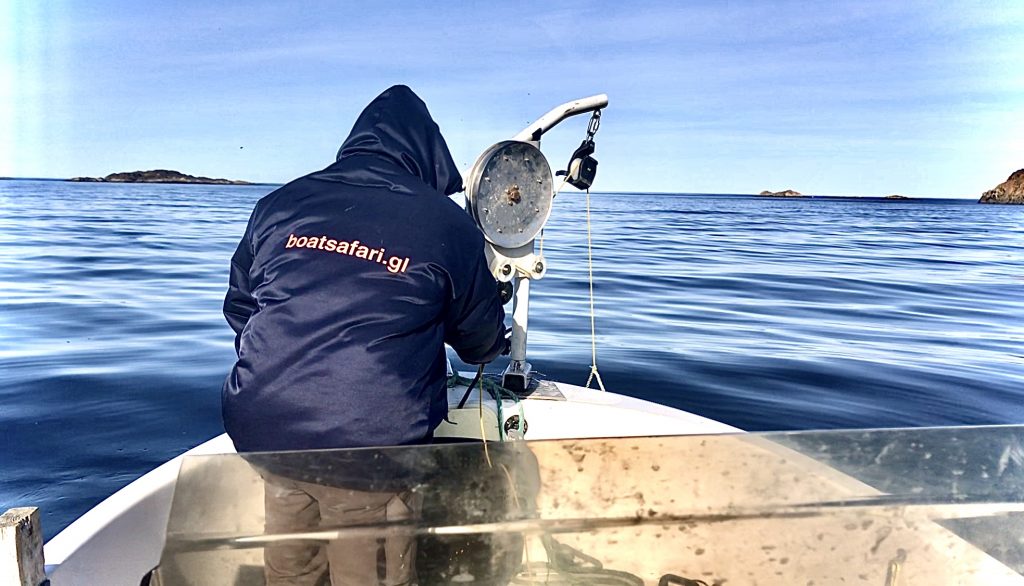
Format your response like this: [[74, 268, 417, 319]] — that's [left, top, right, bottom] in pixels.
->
[[69, 169, 251, 185], [979, 169, 1024, 204], [758, 189, 804, 197], [884, 195, 911, 199]]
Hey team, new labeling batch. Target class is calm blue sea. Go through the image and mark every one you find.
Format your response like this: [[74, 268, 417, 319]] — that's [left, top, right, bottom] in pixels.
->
[[2, 179, 1023, 538]]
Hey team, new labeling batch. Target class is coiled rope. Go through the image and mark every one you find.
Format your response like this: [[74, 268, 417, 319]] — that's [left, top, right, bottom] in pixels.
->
[[448, 368, 525, 448]]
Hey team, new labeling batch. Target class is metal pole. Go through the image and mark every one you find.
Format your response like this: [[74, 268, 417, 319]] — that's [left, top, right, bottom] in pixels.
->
[[502, 274, 533, 393], [509, 275, 530, 362], [513, 94, 609, 142]]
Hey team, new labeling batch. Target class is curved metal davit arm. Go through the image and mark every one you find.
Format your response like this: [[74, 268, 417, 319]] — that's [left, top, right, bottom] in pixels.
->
[[462, 94, 609, 394], [513, 94, 609, 142]]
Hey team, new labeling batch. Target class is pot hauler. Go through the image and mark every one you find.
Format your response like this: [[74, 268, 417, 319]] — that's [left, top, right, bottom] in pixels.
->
[[221, 85, 507, 453]]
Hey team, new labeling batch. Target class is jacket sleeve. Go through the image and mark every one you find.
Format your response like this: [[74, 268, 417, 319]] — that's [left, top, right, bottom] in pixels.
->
[[444, 243, 506, 365], [223, 211, 258, 354]]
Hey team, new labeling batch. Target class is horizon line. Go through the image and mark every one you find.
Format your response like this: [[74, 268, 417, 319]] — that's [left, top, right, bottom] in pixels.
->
[[0, 176, 983, 200]]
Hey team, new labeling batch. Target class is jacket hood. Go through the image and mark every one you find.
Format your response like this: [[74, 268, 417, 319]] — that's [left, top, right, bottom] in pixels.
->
[[329, 85, 463, 196]]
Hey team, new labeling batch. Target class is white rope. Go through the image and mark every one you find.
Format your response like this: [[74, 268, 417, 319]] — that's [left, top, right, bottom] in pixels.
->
[[583, 187, 606, 392]]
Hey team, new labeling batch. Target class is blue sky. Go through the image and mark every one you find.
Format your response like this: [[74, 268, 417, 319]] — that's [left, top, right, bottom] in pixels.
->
[[3, 0, 1022, 196]]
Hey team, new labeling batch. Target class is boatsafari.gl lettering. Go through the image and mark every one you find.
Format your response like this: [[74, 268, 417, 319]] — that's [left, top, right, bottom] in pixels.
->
[[285, 233, 411, 274]]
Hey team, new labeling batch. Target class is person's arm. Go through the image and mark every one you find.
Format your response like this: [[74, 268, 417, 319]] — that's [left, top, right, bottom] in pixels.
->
[[223, 211, 258, 353], [444, 243, 506, 365]]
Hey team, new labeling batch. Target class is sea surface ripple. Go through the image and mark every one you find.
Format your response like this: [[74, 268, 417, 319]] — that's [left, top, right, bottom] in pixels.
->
[[1, 180, 1022, 536]]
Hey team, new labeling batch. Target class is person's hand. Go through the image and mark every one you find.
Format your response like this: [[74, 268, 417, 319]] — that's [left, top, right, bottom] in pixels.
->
[[498, 280, 514, 305]]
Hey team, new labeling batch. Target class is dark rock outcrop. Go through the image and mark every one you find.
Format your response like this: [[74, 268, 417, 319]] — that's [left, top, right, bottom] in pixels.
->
[[980, 169, 1024, 204], [758, 189, 804, 197], [69, 169, 250, 185], [884, 195, 911, 199]]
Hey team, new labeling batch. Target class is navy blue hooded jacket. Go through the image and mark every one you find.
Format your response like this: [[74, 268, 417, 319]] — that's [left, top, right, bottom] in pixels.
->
[[222, 86, 506, 452]]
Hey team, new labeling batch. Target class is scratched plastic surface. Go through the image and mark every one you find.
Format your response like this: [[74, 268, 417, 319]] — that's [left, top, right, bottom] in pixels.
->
[[152, 427, 1024, 585]]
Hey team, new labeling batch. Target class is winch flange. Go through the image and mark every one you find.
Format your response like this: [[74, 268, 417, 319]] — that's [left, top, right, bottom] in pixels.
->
[[466, 140, 553, 249]]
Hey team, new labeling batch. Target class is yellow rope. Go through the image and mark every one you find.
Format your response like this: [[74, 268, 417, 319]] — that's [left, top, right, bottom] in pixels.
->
[[583, 187, 606, 392], [477, 365, 492, 467]]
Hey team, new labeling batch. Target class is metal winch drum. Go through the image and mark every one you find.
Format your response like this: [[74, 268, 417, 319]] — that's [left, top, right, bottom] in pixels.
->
[[465, 140, 553, 250]]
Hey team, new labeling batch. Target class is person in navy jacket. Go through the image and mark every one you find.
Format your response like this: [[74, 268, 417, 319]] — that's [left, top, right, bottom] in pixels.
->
[[221, 86, 507, 585], [222, 85, 506, 453]]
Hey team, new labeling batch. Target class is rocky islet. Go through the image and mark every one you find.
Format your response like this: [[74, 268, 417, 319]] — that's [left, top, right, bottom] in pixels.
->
[[69, 169, 250, 185], [979, 169, 1024, 204]]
